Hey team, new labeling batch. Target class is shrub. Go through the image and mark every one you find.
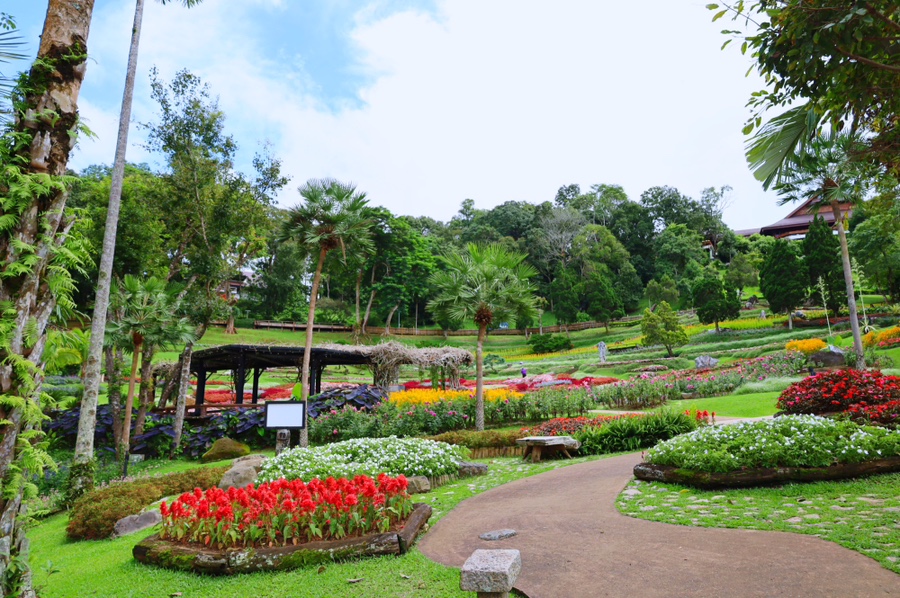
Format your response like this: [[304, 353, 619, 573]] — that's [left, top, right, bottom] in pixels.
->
[[646, 415, 900, 473], [522, 414, 643, 436], [258, 437, 464, 483], [573, 411, 697, 454], [877, 327, 900, 345], [160, 475, 413, 547], [527, 333, 573, 354], [427, 429, 526, 449], [785, 338, 827, 355], [777, 369, 900, 415], [66, 466, 227, 540], [847, 400, 900, 427]]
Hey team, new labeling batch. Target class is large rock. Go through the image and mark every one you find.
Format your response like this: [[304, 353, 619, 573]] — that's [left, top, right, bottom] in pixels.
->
[[460, 549, 521, 594], [458, 462, 488, 477], [406, 476, 431, 494], [809, 346, 846, 367], [201, 438, 250, 463], [217, 464, 259, 491], [232, 453, 266, 470], [112, 510, 162, 538], [695, 355, 719, 370]]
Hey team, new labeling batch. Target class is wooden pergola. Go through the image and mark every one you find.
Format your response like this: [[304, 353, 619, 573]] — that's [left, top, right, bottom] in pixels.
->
[[189, 344, 372, 414]]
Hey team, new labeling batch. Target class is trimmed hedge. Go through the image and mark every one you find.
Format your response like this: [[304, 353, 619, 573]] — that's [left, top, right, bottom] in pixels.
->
[[66, 466, 227, 540], [426, 429, 526, 449]]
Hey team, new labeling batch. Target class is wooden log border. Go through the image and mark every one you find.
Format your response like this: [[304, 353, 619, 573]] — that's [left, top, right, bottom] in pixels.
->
[[133, 503, 432, 575], [633, 457, 900, 490]]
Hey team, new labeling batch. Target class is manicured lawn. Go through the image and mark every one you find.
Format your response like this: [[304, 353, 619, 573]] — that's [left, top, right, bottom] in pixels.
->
[[662, 391, 780, 419], [617, 473, 900, 575], [29, 454, 614, 597]]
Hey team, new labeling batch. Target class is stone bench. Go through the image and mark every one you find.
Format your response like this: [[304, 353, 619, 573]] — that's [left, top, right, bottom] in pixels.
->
[[461, 549, 521, 598], [515, 436, 580, 463]]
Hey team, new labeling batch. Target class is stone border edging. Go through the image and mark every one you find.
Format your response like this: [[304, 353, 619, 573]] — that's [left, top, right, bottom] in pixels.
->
[[633, 456, 900, 489], [133, 502, 432, 574]]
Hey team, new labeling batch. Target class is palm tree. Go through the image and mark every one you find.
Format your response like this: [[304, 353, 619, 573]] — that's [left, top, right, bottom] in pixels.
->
[[773, 133, 876, 368], [107, 275, 196, 467], [282, 179, 373, 446], [428, 244, 537, 431], [75, 0, 204, 493]]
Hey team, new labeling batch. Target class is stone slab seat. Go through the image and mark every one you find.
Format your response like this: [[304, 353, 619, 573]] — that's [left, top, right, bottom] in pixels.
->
[[515, 436, 580, 463]]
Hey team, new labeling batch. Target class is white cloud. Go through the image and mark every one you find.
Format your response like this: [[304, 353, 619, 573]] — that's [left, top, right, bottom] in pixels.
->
[[71, 0, 795, 229]]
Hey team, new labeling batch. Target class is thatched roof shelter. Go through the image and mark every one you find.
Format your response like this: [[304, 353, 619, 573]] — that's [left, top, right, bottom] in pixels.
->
[[317, 341, 473, 388]]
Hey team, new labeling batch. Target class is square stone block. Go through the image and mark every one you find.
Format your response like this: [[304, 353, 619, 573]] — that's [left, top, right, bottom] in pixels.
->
[[460, 549, 521, 593]]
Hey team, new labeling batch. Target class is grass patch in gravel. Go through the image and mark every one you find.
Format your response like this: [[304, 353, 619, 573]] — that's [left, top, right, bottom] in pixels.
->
[[30, 455, 610, 598], [617, 474, 900, 575]]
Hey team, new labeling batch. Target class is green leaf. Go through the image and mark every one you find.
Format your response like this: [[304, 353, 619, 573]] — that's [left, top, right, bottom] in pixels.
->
[[712, 9, 727, 21]]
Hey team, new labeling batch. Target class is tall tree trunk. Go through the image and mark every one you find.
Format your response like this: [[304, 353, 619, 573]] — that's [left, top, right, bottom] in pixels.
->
[[384, 302, 400, 336], [74, 0, 143, 499], [120, 343, 142, 458], [0, 3, 94, 594], [171, 342, 194, 457], [353, 269, 363, 341], [133, 343, 155, 437], [157, 364, 180, 409], [224, 311, 236, 334], [475, 325, 486, 431], [298, 247, 328, 447], [106, 346, 125, 462], [832, 201, 865, 368]]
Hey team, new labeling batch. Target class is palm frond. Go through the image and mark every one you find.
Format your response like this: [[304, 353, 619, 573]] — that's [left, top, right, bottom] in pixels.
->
[[746, 104, 822, 190]]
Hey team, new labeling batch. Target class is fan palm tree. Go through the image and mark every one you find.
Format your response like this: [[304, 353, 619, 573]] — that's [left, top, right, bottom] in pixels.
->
[[75, 0, 205, 493], [282, 179, 373, 446], [773, 132, 877, 367], [428, 244, 538, 431], [107, 275, 196, 466]]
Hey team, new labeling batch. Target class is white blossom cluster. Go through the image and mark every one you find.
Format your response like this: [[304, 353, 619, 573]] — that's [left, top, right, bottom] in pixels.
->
[[647, 415, 900, 473], [258, 436, 464, 483]]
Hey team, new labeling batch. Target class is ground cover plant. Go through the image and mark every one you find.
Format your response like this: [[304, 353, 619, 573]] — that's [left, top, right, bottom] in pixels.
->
[[159, 474, 413, 547], [617, 475, 900, 575], [646, 416, 900, 473], [574, 411, 698, 454], [776, 370, 900, 420], [257, 437, 464, 482]]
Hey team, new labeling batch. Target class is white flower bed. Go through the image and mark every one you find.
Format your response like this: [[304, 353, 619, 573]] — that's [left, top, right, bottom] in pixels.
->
[[258, 436, 464, 483], [647, 415, 900, 473]]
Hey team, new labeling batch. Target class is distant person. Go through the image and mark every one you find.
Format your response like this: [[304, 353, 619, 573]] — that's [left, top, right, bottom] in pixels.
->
[[521, 367, 527, 378]]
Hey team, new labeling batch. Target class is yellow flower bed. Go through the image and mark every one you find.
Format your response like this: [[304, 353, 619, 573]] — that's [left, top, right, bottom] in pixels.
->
[[863, 330, 878, 348], [389, 388, 524, 406], [785, 338, 826, 355], [877, 326, 900, 343]]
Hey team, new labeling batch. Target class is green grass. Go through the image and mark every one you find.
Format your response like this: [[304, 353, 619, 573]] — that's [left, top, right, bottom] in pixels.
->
[[662, 391, 781, 419], [29, 454, 615, 597], [617, 474, 900, 575]]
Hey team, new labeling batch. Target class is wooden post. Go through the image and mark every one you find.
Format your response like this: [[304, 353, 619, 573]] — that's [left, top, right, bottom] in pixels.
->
[[235, 354, 246, 405], [194, 366, 206, 416], [251, 367, 262, 404]]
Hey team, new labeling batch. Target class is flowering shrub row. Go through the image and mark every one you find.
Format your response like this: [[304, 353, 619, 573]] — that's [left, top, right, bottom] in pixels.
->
[[777, 370, 900, 416], [521, 414, 643, 436], [847, 400, 900, 426], [390, 388, 522, 406], [574, 411, 698, 454], [735, 351, 807, 381], [785, 338, 827, 355], [647, 415, 900, 473], [258, 437, 464, 483], [309, 387, 592, 443], [159, 474, 413, 548], [590, 370, 743, 410]]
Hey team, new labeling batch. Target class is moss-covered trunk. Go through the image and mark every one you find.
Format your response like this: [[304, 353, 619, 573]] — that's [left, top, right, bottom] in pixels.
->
[[0, 2, 95, 594]]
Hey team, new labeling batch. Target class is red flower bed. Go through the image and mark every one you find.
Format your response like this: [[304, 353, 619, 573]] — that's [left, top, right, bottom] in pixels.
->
[[777, 370, 900, 416], [524, 414, 643, 436], [847, 400, 900, 426], [878, 338, 900, 349], [159, 474, 412, 549], [261, 385, 294, 400], [189, 379, 228, 386], [203, 390, 237, 404]]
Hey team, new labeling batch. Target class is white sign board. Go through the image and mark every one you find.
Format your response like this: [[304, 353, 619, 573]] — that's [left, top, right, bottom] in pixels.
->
[[264, 401, 306, 429]]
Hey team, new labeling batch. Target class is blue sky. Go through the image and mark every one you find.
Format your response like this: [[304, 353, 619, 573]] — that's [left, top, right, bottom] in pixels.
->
[[9, 1, 795, 228]]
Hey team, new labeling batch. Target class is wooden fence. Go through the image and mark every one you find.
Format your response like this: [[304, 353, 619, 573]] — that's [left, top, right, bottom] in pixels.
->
[[247, 318, 643, 337]]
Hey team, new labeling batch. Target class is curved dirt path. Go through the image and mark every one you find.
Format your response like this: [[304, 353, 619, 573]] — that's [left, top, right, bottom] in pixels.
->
[[419, 453, 900, 597]]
